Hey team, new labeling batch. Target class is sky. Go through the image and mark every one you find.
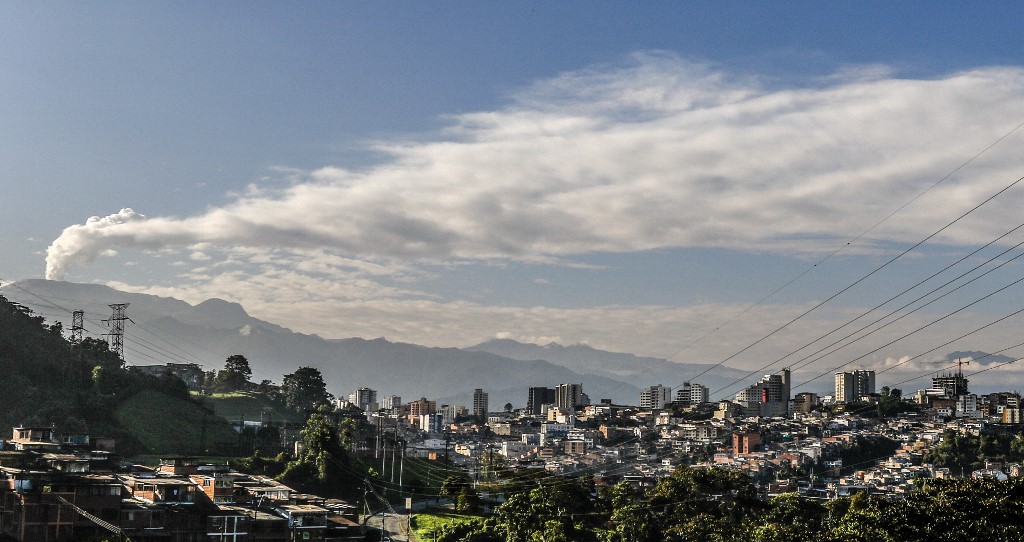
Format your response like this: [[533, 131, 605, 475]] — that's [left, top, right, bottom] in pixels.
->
[[4, 2, 1024, 394]]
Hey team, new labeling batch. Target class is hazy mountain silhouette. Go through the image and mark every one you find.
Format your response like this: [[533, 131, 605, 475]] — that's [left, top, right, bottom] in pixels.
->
[[1, 280, 640, 407]]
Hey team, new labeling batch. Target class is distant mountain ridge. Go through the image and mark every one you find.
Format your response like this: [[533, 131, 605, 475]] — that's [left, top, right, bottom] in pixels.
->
[[1, 280, 641, 407], [466, 338, 755, 398]]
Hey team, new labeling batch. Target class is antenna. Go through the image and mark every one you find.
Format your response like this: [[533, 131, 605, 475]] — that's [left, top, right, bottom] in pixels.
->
[[103, 303, 132, 361]]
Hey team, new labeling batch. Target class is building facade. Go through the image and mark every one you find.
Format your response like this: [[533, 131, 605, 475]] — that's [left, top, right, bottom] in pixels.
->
[[554, 383, 583, 411], [472, 389, 489, 420], [639, 385, 672, 409], [835, 370, 875, 403]]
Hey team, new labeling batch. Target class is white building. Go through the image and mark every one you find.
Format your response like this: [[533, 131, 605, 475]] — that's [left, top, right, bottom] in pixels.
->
[[348, 387, 378, 412], [419, 413, 444, 434], [834, 370, 875, 403], [640, 385, 672, 409]]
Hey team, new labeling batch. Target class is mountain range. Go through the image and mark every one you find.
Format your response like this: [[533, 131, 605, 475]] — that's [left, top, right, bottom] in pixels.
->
[[6, 279, 1009, 407], [4, 279, 730, 407]]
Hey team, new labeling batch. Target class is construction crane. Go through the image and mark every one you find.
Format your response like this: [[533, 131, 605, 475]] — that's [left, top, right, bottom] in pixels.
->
[[957, 358, 970, 377]]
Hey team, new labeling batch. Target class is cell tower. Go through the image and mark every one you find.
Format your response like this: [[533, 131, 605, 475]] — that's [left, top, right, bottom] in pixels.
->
[[104, 303, 132, 360], [71, 310, 84, 344]]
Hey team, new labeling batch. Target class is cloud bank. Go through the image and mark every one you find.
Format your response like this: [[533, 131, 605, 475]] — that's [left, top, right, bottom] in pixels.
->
[[45, 54, 1024, 280]]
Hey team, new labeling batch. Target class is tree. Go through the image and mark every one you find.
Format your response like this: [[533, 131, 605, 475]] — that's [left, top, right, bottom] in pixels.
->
[[278, 407, 354, 497], [213, 354, 252, 391], [747, 493, 827, 542], [924, 429, 983, 475], [440, 475, 471, 501], [646, 466, 763, 541], [281, 366, 332, 413], [604, 481, 658, 542]]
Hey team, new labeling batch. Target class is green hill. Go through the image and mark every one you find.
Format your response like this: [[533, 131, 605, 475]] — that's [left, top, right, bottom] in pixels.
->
[[196, 391, 305, 426], [116, 390, 241, 454], [0, 293, 242, 457]]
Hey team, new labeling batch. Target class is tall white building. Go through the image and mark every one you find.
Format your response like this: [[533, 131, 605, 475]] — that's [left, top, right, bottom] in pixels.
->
[[639, 385, 672, 409], [689, 383, 709, 405], [676, 382, 710, 406], [348, 387, 378, 411], [835, 370, 875, 403]]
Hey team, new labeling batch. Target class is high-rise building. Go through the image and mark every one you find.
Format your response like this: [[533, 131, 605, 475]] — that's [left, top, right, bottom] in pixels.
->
[[472, 388, 489, 419], [527, 387, 556, 415], [639, 385, 672, 409], [835, 370, 875, 403], [348, 387, 377, 411], [733, 369, 790, 417], [793, 392, 820, 413], [381, 395, 402, 411], [932, 372, 968, 398], [689, 383, 709, 405], [675, 382, 709, 406], [419, 413, 444, 434], [555, 383, 583, 411], [407, 397, 437, 418]]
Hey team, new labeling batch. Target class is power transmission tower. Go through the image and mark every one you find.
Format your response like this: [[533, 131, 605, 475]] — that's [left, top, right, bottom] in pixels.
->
[[71, 310, 84, 343], [104, 303, 132, 361]]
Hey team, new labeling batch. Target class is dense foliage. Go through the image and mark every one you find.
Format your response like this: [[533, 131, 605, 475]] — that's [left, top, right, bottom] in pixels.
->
[[0, 295, 229, 454], [281, 366, 333, 413], [431, 467, 1024, 542]]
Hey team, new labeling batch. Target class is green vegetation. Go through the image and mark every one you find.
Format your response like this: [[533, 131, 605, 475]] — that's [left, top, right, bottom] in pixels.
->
[[233, 407, 368, 500], [424, 467, 1024, 542], [0, 293, 242, 456], [412, 511, 482, 542], [208, 354, 253, 392], [196, 391, 305, 425], [115, 389, 239, 454], [281, 366, 333, 413]]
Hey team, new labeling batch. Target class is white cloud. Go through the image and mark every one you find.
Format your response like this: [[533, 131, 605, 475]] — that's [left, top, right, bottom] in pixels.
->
[[44, 55, 1024, 281]]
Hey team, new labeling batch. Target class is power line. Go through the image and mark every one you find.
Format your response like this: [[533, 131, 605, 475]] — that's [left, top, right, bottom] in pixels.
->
[[665, 119, 1024, 377], [714, 236, 1024, 399], [684, 171, 1024, 399]]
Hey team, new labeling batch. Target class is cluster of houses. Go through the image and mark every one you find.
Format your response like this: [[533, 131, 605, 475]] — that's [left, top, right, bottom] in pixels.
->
[[355, 373, 1024, 500], [0, 426, 363, 542]]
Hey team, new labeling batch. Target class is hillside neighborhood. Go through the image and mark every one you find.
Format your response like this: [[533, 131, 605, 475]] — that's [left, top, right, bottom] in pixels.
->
[[3, 343, 1023, 541]]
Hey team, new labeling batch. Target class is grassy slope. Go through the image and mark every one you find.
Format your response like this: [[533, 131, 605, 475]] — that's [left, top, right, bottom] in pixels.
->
[[116, 389, 240, 455], [411, 511, 481, 541], [193, 391, 304, 425]]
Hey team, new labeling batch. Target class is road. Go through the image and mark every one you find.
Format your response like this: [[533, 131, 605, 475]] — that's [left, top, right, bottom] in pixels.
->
[[366, 509, 416, 542], [364, 499, 452, 541]]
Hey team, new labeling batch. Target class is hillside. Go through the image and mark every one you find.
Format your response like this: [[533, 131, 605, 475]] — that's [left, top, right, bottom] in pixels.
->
[[0, 292, 240, 456], [197, 391, 306, 426]]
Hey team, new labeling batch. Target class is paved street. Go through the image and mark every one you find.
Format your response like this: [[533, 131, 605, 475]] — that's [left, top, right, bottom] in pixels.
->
[[366, 510, 416, 542]]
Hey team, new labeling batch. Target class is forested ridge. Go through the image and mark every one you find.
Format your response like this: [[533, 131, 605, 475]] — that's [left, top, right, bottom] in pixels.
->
[[0, 293, 232, 455]]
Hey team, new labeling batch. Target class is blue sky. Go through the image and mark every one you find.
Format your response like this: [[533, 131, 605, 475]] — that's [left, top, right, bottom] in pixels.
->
[[4, 2, 1024, 393]]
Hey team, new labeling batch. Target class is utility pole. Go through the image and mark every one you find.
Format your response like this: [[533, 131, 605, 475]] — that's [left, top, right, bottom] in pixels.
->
[[376, 416, 382, 459], [390, 434, 397, 483], [444, 429, 451, 470], [381, 432, 388, 498], [398, 439, 405, 490]]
